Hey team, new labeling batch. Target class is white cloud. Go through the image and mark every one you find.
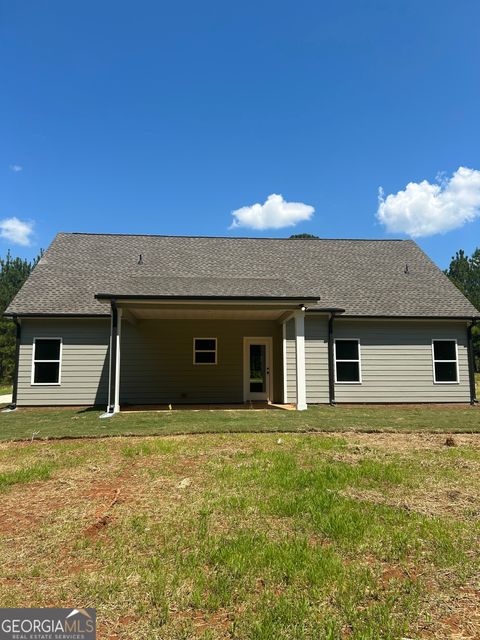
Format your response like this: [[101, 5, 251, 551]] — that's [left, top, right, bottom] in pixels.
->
[[9, 164, 23, 172], [0, 217, 34, 246], [230, 193, 315, 230], [377, 166, 480, 237]]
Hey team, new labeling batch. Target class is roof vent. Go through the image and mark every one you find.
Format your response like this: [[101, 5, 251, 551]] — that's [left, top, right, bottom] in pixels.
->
[[138, 254, 143, 265], [404, 263, 409, 274]]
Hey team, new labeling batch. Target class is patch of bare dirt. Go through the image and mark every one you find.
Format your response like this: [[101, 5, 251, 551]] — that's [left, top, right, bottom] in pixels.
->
[[83, 489, 120, 540], [338, 432, 480, 452], [416, 576, 480, 639], [342, 485, 480, 519], [0, 483, 69, 535], [172, 607, 231, 636]]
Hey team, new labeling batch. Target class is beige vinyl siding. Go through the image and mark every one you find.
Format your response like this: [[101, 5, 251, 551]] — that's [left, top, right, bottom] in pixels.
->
[[285, 316, 329, 403], [17, 319, 110, 406], [121, 319, 283, 404], [285, 317, 471, 404], [305, 316, 329, 403], [285, 319, 297, 403], [333, 320, 470, 403]]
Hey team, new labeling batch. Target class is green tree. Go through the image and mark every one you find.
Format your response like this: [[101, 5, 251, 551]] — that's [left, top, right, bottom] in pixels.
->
[[445, 248, 480, 369], [0, 251, 42, 383], [289, 233, 319, 239]]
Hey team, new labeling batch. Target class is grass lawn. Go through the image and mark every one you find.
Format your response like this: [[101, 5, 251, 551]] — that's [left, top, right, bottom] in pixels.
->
[[0, 403, 479, 442], [0, 384, 12, 396], [1, 431, 479, 638]]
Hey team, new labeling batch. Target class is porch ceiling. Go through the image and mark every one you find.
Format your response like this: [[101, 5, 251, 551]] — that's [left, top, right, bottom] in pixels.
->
[[120, 304, 292, 321]]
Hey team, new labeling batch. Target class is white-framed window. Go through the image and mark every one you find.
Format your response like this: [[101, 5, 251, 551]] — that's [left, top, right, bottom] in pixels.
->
[[334, 338, 362, 383], [432, 339, 459, 384], [193, 338, 217, 365], [32, 338, 62, 385]]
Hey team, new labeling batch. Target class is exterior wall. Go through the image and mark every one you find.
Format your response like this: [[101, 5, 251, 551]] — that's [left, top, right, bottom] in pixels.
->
[[16, 315, 471, 407], [120, 319, 283, 404], [333, 319, 470, 403], [285, 316, 329, 403], [285, 316, 471, 404], [17, 319, 110, 406]]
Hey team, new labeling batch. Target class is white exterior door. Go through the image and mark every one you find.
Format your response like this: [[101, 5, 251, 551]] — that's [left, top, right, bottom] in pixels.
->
[[243, 337, 273, 402]]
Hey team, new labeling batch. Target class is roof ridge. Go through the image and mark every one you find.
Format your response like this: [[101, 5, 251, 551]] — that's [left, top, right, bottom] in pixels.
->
[[61, 232, 408, 242]]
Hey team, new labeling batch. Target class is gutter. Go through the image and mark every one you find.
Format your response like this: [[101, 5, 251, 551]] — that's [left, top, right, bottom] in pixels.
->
[[3, 312, 110, 318], [307, 307, 346, 315], [95, 294, 321, 303], [330, 314, 480, 321]]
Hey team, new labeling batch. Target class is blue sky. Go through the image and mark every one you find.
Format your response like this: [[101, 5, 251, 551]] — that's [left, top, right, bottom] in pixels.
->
[[1, 0, 480, 267]]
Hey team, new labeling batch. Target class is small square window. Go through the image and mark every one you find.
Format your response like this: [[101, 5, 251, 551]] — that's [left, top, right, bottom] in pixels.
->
[[194, 338, 217, 365]]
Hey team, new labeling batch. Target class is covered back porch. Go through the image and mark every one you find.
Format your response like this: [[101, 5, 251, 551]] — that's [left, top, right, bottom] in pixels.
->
[[100, 297, 312, 414]]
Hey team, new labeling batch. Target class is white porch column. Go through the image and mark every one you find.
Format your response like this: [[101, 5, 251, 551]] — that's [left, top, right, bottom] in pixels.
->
[[113, 308, 122, 413], [294, 310, 307, 411]]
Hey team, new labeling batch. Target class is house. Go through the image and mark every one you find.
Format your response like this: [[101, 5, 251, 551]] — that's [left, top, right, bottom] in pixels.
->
[[5, 233, 479, 412]]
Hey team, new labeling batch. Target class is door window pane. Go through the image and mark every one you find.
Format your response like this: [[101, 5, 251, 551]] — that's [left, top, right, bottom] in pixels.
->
[[250, 344, 266, 392]]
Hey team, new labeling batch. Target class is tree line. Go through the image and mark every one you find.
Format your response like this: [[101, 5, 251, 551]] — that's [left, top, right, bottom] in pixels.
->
[[0, 251, 41, 383], [444, 248, 480, 369], [0, 246, 478, 385]]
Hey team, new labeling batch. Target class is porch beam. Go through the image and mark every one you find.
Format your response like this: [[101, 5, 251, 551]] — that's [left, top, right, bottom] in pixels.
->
[[294, 310, 307, 411], [121, 307, 138, 326], [278, 310, 296, 324]]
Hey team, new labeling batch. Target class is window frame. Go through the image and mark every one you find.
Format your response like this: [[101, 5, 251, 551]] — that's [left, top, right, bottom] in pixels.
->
[[431, 339, 459, 384], [31, 337, 63, 386], [334, 338, 362, 384], [193, 337, 217, 365]]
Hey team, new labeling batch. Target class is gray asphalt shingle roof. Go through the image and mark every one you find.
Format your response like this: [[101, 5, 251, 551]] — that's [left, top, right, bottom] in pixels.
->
[[6, 233, 479, 318]]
